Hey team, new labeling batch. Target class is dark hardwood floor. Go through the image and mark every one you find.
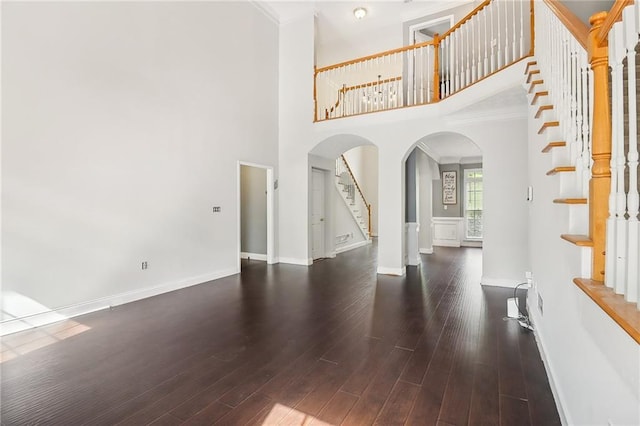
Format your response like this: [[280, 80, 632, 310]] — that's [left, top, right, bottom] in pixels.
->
[[0, 244, 560, 425]]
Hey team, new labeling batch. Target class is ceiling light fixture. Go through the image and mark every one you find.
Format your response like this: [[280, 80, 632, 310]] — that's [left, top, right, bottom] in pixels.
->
[[353, 7, 367, 20]]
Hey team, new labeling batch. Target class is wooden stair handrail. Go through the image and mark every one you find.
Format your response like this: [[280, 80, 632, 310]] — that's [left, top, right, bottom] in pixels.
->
[[440, 0, 492, 39], [597, 0, 635, 46], [542, 0, 589, 49], [340, 155, 372, 235]]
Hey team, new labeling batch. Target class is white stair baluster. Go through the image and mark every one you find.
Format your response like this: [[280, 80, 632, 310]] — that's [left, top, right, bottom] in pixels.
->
[[484, 8, 489, 76], [624, 6, 639, 302], [511, 0, 516, 62], [607, 24, 624, 290], [490, 2, 496, 72]]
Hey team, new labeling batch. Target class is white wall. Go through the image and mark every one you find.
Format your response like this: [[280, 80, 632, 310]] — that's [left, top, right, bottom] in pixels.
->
[[343, 145, 379, 236], [240, 165, 267, 256], [1, 2, 278, 317], [278, 12, 316, 266], [526, 95, 640, 425], [417, 149, 435, 253]]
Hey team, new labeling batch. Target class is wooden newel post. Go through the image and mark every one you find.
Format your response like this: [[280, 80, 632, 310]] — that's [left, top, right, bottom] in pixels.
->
[[432, 33, 440, 102], [588, 11, 612, 281]]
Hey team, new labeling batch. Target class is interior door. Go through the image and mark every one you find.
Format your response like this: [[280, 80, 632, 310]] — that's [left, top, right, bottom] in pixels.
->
[[311, 169, 325, 260]]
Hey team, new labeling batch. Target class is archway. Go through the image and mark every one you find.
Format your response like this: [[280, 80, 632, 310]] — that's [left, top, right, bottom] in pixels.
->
[[403, 132, 483, 266], [309, 134, 379, 261]]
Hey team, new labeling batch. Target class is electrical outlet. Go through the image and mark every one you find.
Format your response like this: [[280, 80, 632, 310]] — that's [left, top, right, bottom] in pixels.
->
[[538, 293, 544, 316], [141, 261, 148, 270], [213, 206, 221, 213]]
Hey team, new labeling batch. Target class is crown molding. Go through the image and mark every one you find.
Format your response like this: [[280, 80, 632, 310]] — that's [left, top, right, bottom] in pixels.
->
[[249, 0, 280, 25]]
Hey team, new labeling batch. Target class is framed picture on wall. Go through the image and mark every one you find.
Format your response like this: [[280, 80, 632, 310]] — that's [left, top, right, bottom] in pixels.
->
[[442, 171, 457, 204]]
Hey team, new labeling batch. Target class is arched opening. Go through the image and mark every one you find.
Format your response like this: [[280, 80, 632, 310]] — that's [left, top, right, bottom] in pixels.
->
[[309, 134, 379, 261], [403, 132, 483, 266]]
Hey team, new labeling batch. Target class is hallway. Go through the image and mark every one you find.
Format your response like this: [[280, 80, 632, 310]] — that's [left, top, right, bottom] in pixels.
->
[[1, 245, 560, 425]]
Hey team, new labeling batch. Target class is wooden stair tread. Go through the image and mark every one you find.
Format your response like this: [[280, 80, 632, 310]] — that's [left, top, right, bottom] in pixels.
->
[[535, 105, 553, 119], [560, 234, 593, 246], [573, 278, 640, 344], [547, 166, 576, 175], [527, 69, 541, 84], [542, 141, 566, 153], [554, 198, 587, 204], [524, 60, 537, 75], [528, 80, 544, 94], [531, 91, 549, 105], [538, 121, 560, 134]]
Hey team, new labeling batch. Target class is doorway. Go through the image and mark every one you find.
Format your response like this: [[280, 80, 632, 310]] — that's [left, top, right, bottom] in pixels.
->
[[406, 15, 454, 104], [311, 168, 326, 260], [238, 162, 275, 271]]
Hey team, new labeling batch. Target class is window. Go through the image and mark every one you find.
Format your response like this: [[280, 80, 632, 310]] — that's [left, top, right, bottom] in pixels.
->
[[464, 169, 483, 239]]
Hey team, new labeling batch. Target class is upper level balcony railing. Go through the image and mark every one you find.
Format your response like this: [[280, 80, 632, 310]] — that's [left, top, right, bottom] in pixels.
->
[[314, 0, 534, 122]]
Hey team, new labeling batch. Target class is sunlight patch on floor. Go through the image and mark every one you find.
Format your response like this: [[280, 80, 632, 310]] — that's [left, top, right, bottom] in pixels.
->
[[261, 403, 333, 426], [1, 319, 91, 363]]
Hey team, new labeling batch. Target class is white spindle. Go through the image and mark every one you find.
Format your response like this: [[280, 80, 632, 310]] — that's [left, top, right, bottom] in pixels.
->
[[497, 0, 502, 68], [511, 0, 516, 62], [519, 0, 524, 57], [490, 2, 496, 72], [484, 8, 489, 76], [607, 23, 625, 290], [624, 6, 639, 302], [477, 14, 483, 79]]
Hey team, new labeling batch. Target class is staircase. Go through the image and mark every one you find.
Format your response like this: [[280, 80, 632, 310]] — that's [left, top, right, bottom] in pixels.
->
[[335, 155, 371, 240], [530, 1, 640, 343]]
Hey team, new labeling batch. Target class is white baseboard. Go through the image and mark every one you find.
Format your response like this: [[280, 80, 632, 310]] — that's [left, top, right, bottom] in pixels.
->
[[461, 240, 483, 248], [419, 247, 434, 254], [1, 267, 240, 336], [240, 252, 267, 261], [335, 239, 370, 254], [377, 266, 406, 276], [480, 277, 527, 288], [279, 257, 313, 266], [433, 241, 461, 247], [528, 307, 570, 426], [407, 255, 421, 266]]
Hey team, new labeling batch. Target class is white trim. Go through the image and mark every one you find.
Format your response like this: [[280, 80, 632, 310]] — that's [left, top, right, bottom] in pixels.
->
[[480, 277, 525, 288], [529, 306, 570, 426], [240, 252, 267, 261], [419, 247, 434, 254], [0, 268, 239, 336], [335, 239, 371, 254], [377, 266, 406, 276], [279, 257, 313, 266], [461, 240, 483, 248], [237, 162, 276, 270]]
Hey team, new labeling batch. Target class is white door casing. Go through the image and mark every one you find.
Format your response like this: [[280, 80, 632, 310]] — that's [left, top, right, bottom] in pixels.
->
[[312, 168, 326, 260]]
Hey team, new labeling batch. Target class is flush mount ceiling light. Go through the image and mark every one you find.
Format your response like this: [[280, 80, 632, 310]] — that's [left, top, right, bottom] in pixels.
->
[[353, 7, 367, 20]]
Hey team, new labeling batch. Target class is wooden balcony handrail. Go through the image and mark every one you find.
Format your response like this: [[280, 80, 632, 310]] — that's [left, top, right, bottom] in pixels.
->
[[440, 0, 492, 39], [315, 40, 434, 74], [597, 0, 634, 46], [542, 0, 589, 49]]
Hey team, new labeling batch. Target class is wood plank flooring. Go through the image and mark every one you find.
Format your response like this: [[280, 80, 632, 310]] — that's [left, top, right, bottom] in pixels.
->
[[0, 244, 560, 425]]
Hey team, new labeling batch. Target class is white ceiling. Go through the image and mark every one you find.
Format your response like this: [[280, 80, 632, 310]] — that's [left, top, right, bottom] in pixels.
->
[[264, 0, 477, 45]]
